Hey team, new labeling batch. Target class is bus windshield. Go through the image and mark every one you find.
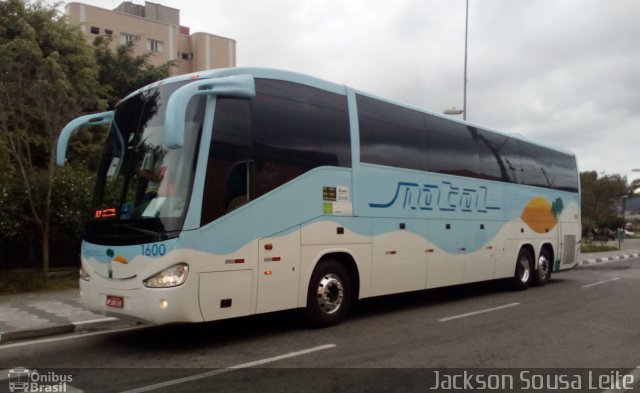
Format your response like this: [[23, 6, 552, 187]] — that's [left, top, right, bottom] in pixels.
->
[[87, 81, 206, 245]]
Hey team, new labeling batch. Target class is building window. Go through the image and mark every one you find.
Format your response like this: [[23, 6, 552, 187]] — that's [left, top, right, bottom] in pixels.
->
[[90, 26, 100, 34], [147, 39, 163, 52], [104, 29, 113, 36], [121, 33, 137, 45], [181, 52, 193, 60]]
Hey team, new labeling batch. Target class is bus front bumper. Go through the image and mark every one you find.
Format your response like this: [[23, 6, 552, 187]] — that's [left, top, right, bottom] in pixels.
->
[[79, 277, 204, 325]]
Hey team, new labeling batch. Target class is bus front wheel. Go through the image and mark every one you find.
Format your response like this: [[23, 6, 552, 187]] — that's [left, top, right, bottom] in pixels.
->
[[306, 260, 352, 328]]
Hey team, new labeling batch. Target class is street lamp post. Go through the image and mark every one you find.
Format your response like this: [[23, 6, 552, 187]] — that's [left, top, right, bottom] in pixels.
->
[[444, 0, 469, 120], [462, 0, 469, 121]]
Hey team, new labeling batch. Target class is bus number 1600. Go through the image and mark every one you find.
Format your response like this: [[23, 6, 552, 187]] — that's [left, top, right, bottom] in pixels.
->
[[141, 244, 166, 257]]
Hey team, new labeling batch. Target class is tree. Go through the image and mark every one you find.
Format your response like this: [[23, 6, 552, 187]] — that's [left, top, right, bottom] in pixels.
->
[[580, 171, 627, 231], [93, 35, 176, 109], [0, 1, 177, 273], [0, 0, 103, 273]]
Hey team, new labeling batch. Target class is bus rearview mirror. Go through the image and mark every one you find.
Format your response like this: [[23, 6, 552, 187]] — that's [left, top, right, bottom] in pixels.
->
[[164, 74, 256, 149], [57, 111, 113, 166]]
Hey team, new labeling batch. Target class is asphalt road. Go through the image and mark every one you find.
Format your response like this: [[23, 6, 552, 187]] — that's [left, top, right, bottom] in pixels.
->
[[1, 258, 639, 393]]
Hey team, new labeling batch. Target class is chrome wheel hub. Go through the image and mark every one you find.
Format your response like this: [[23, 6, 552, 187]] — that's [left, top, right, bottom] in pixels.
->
[[538, 255, 550, 278], [316, 273, 344, 314], [518, 256, 531, 283]]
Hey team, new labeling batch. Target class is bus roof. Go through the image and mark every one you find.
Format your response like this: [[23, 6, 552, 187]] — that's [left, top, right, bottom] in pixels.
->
[[127, 67, 575, 157]]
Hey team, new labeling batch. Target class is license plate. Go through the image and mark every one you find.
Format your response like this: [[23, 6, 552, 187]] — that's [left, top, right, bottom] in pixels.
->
[[106, 295, 124, 308]]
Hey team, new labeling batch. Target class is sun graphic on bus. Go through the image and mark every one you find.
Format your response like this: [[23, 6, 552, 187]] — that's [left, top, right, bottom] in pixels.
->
[[520, 196, 564, 234]]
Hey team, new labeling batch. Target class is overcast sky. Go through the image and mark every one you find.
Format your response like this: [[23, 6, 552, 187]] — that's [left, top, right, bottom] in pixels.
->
[[66, 0, 640, 183]]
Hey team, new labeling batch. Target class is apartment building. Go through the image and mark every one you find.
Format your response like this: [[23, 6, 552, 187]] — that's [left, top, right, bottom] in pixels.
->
[[66, 1, 236, 75]]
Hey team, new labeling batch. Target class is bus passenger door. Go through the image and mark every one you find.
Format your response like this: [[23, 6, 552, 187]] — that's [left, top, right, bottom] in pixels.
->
[[256, 229, 301, 314]]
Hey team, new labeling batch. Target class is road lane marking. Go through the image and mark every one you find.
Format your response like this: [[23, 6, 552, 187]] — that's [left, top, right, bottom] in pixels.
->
[[583, 277, 620, 288], [438, 302, 520, 322], [0, 325, 146, 350], [600, 365, 640, 393], [119, 344, 337, 393]]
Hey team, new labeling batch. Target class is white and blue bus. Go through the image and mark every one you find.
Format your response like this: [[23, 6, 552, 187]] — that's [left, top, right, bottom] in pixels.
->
[[57, 68, 580, 327]]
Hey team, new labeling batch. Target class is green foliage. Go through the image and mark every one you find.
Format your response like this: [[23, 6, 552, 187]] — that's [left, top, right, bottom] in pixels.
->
[[0, 270, 78, 294], [0, 136, 24, 237], [0, 0, 176, 271], [0, 0, 103, 271], [580, 171, 627, 230], [50, 164, 96, 241], [93, 35, 176, 109], [580, 243, 617, 253]]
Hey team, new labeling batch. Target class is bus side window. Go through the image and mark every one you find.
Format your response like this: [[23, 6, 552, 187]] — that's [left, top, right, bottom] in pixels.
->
[[201, 98, 252, 227], [226, 161, 253, 212]]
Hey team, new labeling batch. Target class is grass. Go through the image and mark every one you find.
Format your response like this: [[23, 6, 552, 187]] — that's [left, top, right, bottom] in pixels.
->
[[0, 269, 78, 295], [580, 243, 618, 253]]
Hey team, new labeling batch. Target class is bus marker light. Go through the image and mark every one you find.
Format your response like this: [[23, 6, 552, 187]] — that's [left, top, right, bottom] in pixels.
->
[[265, 243, 273, 250], [264, 257, 281, 262], [225, 259, 245, 264], [264, 270, 272, 276], [385, 251, 397, 255], [160, 299, 168, 309]]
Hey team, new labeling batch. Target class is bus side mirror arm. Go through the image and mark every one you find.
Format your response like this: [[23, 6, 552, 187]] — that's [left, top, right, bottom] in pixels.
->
[[56, 111, 113, 166], [164, 74, 256, 149]]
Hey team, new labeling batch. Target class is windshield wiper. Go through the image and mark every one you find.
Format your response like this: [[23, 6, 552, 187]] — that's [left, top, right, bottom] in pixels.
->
[[117, 222, 165, 240]]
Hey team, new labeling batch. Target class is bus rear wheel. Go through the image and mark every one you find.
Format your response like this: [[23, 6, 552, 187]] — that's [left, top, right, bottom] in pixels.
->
[[306, 260, 352, 328], [511, 248, 533, 290], [532, 248, 552, 286]]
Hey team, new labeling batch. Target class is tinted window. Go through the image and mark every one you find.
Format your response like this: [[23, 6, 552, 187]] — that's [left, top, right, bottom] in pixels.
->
[[202, 80, 351, 226], [253, 79, 350, 196], [499, 137, 522, 184], [424, 115, 480, 177], [202, 98, 253, 226], [549, 151, 579, 192], [520, 141, 553, 188], [477, 129, 508, 181], [356, 95, 578, 193], [358, 94, 427, 171]]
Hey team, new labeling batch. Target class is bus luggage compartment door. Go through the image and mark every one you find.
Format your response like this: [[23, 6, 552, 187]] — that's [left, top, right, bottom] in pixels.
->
[[199, 270, 253, 321], [257, 229, 302, 314]]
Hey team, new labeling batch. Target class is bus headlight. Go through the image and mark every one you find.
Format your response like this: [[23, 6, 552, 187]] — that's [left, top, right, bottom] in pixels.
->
[[143, 263, 189, 288]]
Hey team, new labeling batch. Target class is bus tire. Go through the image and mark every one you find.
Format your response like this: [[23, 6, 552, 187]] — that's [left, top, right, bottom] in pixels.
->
[[511, 248, 533, 291], [532, 248, 552, 286], [306, 259, 352, 328]]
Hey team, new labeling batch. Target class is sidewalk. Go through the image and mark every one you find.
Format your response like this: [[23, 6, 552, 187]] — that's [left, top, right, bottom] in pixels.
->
[[0, 287, 135, 344], [580, 237, 640, 263], [1, 240, 640, 344]]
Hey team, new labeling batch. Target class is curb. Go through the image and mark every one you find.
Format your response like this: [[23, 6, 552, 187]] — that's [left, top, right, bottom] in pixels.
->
[[580, 252, 640, 265], [0, 324, 74, 343], [0, 317, 122, 344]]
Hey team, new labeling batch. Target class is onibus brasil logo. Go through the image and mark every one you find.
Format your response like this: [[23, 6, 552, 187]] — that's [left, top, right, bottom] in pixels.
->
[[7, 368, 73, 392]]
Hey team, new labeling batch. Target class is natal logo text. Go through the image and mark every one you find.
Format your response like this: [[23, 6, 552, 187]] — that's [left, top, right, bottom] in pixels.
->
[[369, 181, 500, 213]]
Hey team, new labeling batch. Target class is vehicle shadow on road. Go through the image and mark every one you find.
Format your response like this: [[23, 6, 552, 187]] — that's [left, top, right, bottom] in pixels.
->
[[97, 278, 567, 352]]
